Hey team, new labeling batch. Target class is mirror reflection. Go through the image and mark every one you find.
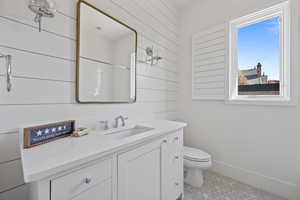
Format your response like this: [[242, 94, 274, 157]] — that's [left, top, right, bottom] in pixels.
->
[[77, 1, 137, 103]]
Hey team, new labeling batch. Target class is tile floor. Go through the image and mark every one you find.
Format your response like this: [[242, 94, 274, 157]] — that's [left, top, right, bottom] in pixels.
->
[[184, 171, 287, 200]]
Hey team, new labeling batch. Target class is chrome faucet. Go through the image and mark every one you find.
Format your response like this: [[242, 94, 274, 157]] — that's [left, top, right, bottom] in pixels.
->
[[99, 120, 109, 130], [114, 115, 128, 128]]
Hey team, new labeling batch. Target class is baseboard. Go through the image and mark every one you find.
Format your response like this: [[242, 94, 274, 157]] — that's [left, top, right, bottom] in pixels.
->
[[210, 160, 300, 200]]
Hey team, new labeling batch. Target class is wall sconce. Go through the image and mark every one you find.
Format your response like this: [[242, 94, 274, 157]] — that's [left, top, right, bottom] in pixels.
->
[[0, 53, 12, 92], [28, 0, 57, 32], [139, 47, 162, 66]]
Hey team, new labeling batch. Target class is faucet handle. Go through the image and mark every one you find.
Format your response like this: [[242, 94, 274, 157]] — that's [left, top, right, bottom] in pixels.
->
[[99, 120, 109, 130], [122, 116, 128, 127]]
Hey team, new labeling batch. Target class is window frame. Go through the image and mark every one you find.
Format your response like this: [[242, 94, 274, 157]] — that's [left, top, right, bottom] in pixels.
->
[[228, 1, 291, 105]]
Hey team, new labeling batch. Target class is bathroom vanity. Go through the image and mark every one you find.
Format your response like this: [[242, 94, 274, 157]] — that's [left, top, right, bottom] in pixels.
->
[[20, 120, 186, 200], [18, 3, 187, 199]]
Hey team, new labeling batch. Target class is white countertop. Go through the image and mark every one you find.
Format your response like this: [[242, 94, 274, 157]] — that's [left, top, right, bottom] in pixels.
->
[[20, 120, 187, 183]]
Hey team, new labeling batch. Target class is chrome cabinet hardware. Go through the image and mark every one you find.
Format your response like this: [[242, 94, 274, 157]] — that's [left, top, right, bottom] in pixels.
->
[[0, 54, 12, 92], [162, 139, 168, 143], [174, 156, 179, 159]]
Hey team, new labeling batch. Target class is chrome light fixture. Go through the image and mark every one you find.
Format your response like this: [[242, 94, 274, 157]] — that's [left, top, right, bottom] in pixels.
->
[[138, 47, 163, 66], [28, 0, 56, 32]]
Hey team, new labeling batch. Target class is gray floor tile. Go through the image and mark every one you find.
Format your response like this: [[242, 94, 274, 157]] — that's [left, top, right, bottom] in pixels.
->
[[184, 171, 287, 200]]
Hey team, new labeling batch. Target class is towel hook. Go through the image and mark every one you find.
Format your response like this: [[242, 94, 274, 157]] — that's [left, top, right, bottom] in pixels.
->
[[0, 53, 12, 92]]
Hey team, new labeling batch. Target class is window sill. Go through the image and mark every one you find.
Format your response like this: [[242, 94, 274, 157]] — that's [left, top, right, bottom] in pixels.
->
[[226, 96, 296, 106]]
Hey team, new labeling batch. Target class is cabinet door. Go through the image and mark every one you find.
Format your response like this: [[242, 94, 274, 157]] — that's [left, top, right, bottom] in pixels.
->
[[162, 130, 184, 200], [171, 131, 184, 199], [161, 137, 174, 200], [118, 140, 162, 200]]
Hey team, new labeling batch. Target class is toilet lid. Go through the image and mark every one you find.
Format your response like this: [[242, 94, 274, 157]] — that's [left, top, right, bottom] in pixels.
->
[[184, 146, 211, 162]]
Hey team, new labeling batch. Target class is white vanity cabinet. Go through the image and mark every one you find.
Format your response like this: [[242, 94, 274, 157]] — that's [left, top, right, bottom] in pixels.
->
[[118, 130, 183, 200], [24, 121, 186, 200], [161, 131, 184, 200]]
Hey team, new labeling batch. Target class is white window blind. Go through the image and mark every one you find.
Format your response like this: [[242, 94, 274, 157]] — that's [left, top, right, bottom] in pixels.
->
[[192, 24, 226, 100]]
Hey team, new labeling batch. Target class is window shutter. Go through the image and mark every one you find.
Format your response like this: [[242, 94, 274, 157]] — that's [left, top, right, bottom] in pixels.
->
[[192, 24, 226, 100]]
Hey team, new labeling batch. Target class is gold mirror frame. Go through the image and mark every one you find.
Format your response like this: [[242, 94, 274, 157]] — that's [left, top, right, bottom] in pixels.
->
[[76, 0, 137, 104]]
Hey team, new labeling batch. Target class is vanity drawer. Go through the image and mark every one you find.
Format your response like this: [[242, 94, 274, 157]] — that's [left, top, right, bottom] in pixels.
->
[[72, 179, 112, 200], [51, 158, 112, 200]]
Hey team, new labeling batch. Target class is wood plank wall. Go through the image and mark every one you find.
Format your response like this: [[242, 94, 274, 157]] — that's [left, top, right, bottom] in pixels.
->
[[0, 0, 179, 199], [192, 24, 226, 100]]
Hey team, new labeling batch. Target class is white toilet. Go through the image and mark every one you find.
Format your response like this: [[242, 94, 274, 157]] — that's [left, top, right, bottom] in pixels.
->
[[184, 146, 212, 187]]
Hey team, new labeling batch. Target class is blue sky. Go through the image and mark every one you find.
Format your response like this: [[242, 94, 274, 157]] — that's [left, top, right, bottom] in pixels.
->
[[238, 17, 280, 80]]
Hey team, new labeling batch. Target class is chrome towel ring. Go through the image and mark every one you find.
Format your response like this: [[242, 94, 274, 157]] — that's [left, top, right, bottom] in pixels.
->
[[0, 53, 12, 92]]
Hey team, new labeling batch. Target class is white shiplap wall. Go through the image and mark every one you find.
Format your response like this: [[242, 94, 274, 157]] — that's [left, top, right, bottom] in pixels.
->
[[0, 0, 179, 199], [192, 24, 226, 100]]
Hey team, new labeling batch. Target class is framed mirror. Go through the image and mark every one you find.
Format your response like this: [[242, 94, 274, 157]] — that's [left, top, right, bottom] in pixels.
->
[[76, 0, 137, 103]]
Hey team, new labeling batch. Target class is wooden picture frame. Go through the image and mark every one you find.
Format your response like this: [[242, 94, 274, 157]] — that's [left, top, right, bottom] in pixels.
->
[[23, 120, 75, 148]]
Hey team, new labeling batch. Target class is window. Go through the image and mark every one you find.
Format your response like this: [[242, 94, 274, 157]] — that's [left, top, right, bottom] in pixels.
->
[[229, 2, 290, 103]]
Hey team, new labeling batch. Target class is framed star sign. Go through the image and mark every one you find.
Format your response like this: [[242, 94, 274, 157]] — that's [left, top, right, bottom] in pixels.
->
[[23, 120, 75, 148]]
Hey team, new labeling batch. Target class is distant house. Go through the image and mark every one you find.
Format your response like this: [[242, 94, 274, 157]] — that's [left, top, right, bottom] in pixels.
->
[[239, 63, 268, 85], [238, 63, 279, 95]]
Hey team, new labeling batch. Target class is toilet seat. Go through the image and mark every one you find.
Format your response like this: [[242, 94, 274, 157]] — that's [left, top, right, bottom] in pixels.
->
[[184, 146, 211, 162]]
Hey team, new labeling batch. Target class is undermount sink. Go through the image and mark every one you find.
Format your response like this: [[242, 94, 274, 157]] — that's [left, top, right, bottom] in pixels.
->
[[104, 125, 154, 139]]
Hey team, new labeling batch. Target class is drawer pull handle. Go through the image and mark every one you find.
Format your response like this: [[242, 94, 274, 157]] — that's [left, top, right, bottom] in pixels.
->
[[174, 137, 179, 141], [175, 182, 179, 186], [175, 156, 179, 159], [84, 177, 92, 184], [162, 139, 167, 143]]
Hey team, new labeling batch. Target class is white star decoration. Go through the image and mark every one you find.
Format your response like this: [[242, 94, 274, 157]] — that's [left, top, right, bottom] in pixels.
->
[[37, 130, 43, 136], [33, 123, 70, 139]]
